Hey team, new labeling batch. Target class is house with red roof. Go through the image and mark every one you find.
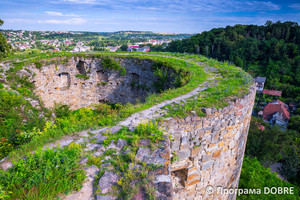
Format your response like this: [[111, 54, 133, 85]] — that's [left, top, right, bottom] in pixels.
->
[[263, 100, 290, 128], [263, 89, 282, 97]]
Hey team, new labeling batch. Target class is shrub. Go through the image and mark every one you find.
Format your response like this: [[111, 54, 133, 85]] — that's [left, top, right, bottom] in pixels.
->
[[34, 61, 42, 69], [101, 56, 121, 70], [0, 144, 85, 200], [54, 103, 71, 118], [0, 89, 45, 159]]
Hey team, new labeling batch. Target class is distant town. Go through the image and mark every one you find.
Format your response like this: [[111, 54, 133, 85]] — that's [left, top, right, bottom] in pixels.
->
[[0, 30, 192, 53]]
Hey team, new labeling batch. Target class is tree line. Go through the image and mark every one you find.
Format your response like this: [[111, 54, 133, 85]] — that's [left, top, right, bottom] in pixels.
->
[[166, 21, 300, 101]]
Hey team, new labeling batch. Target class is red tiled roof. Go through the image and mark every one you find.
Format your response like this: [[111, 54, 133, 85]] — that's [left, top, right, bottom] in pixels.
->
[[258, 125, 265, 131], [263, 100, 290, 120], [263, 89, 282, 96]]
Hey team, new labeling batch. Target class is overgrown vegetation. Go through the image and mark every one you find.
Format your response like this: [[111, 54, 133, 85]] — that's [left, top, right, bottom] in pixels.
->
[[101, 56, 122, 70], [152, 60, 191, 92], [0, 143, 85, 200], [0, 89, 46, 158], [238, 157, 299, 200], [162, 54, 253, 118]]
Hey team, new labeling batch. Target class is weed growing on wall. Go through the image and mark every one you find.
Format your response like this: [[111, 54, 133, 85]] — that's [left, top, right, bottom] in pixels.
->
[[75, 74, 90, 80]]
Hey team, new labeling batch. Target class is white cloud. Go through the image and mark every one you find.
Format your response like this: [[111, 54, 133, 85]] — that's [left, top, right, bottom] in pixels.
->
[[49, 0, 280, 13], [289, 3, 300, 10], [45, 11, 80, 17], [4, 19, 34, 23], [62, 0, 98, 4], [38, 18, 86, 25]]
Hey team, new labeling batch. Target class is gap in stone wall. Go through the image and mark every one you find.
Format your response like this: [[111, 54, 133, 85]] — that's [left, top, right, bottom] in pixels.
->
[[171, 168, 188, 190], [57, 72, 71, 90], [76, 60, 86, 75]]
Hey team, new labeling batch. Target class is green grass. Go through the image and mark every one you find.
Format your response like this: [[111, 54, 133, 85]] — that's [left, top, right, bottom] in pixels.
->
[[160, 54, 253, 118], [0, 143, 85, 200]]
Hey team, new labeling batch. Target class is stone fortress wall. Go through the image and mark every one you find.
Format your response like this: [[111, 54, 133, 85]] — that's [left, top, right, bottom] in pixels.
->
[[161, 86, 256, 200], [22, 56, 256, 200], [31, 57, 175, 110]]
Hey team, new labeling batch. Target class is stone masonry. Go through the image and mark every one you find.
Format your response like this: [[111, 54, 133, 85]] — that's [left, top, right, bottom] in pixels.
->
[[163, 86, 256, 200], [30, 57, 174, 110]]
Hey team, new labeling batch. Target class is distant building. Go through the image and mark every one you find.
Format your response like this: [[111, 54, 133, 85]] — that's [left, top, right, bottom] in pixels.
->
[[110, 47, 119, 52], [254, 76, 266, 92], [289, 103, 297, 113], [127, 45, 139, 52], [137, 46, 150, 52], [263, 89, 282, 97], [72, 46, 90, 53], [263, 100, 290, 128]]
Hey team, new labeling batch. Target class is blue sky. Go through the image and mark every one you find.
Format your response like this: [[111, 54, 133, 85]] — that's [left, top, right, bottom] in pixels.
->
[[0, 0, 300, 33]]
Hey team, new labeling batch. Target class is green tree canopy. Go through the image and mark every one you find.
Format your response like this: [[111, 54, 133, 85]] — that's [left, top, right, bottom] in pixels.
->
[[0, 19, 11, 58]]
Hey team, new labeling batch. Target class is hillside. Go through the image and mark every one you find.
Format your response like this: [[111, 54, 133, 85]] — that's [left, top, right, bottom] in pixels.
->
[[166, 21, 300, 100]]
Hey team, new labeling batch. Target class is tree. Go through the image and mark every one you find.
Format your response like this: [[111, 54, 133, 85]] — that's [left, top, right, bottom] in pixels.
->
[[279, 143, 299, 182], [120, 44, 128, 51], [288, 116, 300, 132], [245, 118, 289, 167], [165, 21, 300, 101], [0, 19, 11, 58]]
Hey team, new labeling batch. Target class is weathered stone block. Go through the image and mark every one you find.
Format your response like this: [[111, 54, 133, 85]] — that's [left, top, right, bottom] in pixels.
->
[[178, 150, 190, 160]]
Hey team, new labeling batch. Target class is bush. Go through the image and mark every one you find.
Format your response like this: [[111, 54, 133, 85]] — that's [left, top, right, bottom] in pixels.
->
[[101, 56, 121, 70], [0, 144, 85, 200], [54, 103, 71, 118], [34, 61, 42, 69], [0, 89, 45, 159]]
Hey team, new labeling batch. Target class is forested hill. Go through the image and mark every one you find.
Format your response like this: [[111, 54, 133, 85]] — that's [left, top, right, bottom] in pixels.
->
[[167, 21, 300, 100]]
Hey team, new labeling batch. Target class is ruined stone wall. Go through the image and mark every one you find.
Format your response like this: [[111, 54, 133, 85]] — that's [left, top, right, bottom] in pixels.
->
[[162, 86, 256, 200], [31, 57, 165, 110]]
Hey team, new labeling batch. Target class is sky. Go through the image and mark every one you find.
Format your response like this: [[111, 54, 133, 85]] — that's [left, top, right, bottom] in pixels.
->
[[0, 0, 300, 33]]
